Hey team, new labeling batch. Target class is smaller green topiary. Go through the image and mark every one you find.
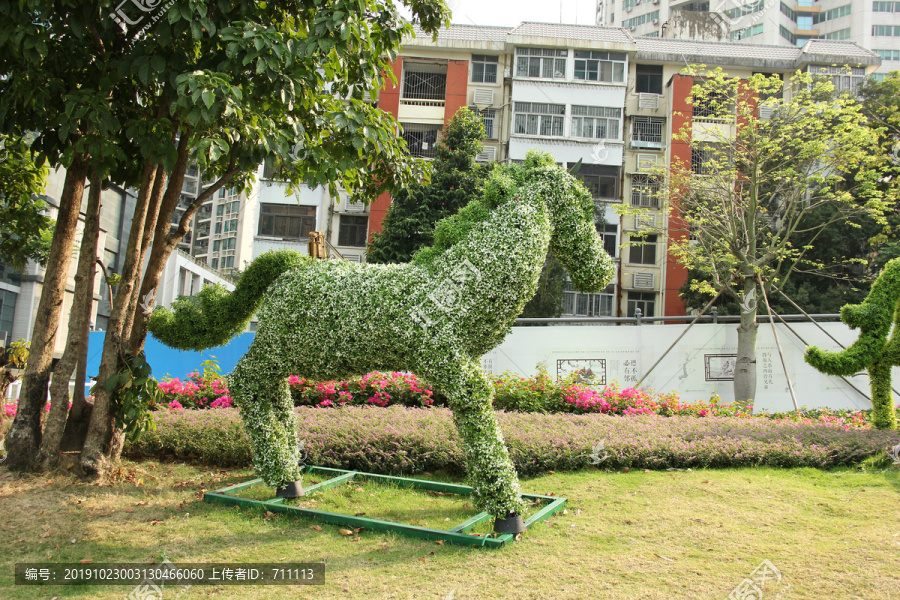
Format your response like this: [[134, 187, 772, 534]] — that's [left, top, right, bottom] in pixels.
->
[[805, 257, 900, 429]]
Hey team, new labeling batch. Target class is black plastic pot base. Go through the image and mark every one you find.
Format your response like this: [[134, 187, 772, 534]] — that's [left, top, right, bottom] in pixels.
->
[[276, 481, 305, 498], [493, 512, 526, 534]]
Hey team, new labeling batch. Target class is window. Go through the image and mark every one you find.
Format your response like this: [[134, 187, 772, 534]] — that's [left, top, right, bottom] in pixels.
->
[[602, 224, 618, 258], [628, 234, 657, 264], [622, 10, 659, 29], [822, 28, 851, 40], [731, 24, 763, 40], [809, 65, 866, 92], [796, 15, 813, 29], [692, 83, 733, 121], [635, 64, 663, 94], [216, 204, 224, 216], [876, 49, 900, 61], [571, 106, 622, 140], [814, 4, 851, 22], [780, 2, 796, 20], [627, 291, 655, 317], [570, 163, 621, 200], [873, 1, 900, 11], [475, 108, 496, 139], [780, 25, 796, 44], [211, 258, 218, 269], [258, 203, 316, 239], [338, 215, 368, 247], [573, 51, 626, 83], [513, 102, 565, 136], [631, 175, 660, 207], [222, 256, 234, 269], [563, 283, 615, 317], [631, 116, 664, 147], [691, 145, 723, 175], [401, 62, 447, 102], [224, 218, 238, 232], [214, 237, 236, 252], [873, 25, 900, 36], [471, 54, 498, 83], [400, 122, 442, 159], [724, 0, 764, 19], [515, 47, 567, 79]]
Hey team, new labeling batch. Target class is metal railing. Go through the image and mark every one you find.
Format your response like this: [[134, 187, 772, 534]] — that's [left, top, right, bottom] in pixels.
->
[[514, 307, 842, 326]]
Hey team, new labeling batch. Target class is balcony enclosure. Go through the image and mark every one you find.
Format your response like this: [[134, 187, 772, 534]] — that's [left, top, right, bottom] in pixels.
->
[[401, 61, 447, 106], [400, 122, 442, 159], [631, 116, 665, 149]]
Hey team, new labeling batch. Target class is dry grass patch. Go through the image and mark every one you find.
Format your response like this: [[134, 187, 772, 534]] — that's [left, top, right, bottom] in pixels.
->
[[0, 461, 898, 599]]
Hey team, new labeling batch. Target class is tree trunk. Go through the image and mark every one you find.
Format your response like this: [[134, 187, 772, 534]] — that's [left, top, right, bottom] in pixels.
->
[[80, 157, 163, 476], [39, 168, 102, 469], [4, 155, 88, 471], [733, 276, 759, 406], [122, 167, 166, 347]]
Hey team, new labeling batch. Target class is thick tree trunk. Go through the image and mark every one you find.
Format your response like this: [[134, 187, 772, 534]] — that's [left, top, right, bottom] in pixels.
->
[[80, 157, 163, 475], [5, 155, 88, 471], [39, 169, 102, 469], [733, 276, 759, 406]]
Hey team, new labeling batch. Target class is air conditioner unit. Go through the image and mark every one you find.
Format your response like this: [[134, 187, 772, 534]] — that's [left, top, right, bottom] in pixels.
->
[[630, 25, 637, 30], [344, 200, 366, 213], [633, 272, 655, 289], [638, 92, 660, 109], [635, 213, 657, 231], [636, 153, 658, 171], [758, 105, 774, 120], [475, 146, 497, 163], [343, 254, 362, 263], [652, 18, 659, 24], [626, 5, 632, 11], [472, 88, 494, 107], [652, 0, 659, 4]]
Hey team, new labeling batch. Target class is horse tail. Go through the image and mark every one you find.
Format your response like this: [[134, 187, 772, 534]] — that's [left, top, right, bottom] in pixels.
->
[[148, 250, 307, 351]]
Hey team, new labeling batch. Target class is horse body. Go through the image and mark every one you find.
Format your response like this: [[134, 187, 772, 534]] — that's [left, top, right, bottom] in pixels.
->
[[151, 158, 615, 520]]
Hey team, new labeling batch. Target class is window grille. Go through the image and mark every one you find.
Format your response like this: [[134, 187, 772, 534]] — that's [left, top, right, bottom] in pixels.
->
[[401, 63, 447, 102], [631, 175, 660, 207], [400, 122, 442, 159]]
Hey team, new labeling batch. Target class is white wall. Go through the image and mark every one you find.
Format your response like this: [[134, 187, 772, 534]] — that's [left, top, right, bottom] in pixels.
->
[[481, 321, 893, 413]]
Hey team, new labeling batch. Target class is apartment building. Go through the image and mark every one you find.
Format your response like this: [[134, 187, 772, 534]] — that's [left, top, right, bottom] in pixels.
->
[[384, 22, 878, 318], [596, 0, 900, 80]]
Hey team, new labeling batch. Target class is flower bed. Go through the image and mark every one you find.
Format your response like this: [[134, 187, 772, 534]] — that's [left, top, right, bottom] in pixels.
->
[[124, 406, 900, 476]]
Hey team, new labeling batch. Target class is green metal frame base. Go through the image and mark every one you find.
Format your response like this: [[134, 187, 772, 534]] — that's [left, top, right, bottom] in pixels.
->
[[204, 467, 566, 548]]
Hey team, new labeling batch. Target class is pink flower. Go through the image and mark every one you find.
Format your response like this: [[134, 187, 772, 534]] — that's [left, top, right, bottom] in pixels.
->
[[318, 399, 333, 407], [288, 375, 301, 386], [168, 400, 184, 410], [210, 396, 233, 409], [4, 403, 16, 417]]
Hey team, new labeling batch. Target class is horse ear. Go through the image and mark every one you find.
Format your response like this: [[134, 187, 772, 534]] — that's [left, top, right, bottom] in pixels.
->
[[567, 159, 583, 176]]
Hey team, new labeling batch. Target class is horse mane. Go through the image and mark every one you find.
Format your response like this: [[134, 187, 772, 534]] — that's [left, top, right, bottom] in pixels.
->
[[412, 151, 558, 269]]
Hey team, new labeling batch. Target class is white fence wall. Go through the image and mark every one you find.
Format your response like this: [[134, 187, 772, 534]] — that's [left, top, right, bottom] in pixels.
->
[[481, 322, 894, 413]]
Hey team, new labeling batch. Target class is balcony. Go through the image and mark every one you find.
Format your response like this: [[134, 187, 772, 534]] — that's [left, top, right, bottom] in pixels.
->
[[631, 117, 665, 150]]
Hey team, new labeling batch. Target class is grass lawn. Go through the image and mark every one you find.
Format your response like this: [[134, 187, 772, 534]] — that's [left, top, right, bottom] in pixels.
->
[[1, 460, 898, 600]]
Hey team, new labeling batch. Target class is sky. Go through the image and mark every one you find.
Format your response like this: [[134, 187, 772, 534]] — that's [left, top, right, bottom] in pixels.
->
[[442, 0, 598, 28]]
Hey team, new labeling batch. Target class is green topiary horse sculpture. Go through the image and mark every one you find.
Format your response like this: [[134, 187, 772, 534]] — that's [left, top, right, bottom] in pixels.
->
[[805, 257, 900, 430], [149, 151, 615, 529]]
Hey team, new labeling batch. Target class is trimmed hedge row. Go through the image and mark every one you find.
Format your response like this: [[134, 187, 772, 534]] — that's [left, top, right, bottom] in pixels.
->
[[125, 406, 900, 477]]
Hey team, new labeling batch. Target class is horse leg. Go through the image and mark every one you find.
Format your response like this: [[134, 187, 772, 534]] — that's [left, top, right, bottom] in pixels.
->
[[229, 347, 304, 495], [421, 355, 525, 527]]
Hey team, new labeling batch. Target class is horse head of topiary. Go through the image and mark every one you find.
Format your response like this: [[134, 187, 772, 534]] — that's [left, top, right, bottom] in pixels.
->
[[520, 161, 615, 293]]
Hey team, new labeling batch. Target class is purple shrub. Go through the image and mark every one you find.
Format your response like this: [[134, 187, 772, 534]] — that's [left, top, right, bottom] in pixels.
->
[[125, 407, 900, 476]]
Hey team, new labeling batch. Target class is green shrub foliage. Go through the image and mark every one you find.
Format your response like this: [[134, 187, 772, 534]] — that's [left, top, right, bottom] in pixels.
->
[[149, 152, 615, 517], [805, 257, 900, 429]]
